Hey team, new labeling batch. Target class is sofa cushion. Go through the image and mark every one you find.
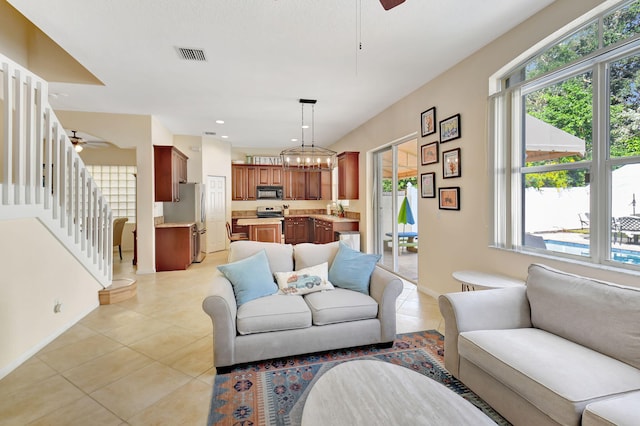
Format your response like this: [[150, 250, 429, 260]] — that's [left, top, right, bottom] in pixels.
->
[[229, 240, 294, 273], [236, 294, 311, 335], [328, 242, 381, 294], [294, 241, 340, 270], [583, 391, 640, 426], [274, 262, 334, 295], [217, 250, 278, 306], [526, 263, 640, 369], [304, 288, 378, 325], [459, 328, 640, 426]]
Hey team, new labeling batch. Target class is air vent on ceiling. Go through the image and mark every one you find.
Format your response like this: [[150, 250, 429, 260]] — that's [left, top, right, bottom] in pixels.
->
[[203, 131, 216, 136], [176, 47, 207, 62]]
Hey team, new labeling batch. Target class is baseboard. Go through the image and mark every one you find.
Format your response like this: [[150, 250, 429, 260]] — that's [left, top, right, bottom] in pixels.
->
[[0, 301, 99, 380]]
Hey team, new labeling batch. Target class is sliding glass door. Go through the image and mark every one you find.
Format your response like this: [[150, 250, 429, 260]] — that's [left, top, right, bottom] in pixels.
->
[[373, 138, 418, 282]]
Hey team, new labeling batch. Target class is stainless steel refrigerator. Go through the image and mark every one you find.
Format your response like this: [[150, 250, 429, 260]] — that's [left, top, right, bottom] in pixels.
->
[[162, 183, 206, 262]]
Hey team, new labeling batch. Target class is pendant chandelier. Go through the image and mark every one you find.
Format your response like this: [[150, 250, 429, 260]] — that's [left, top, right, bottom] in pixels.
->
[[280, 99, 337, 171]]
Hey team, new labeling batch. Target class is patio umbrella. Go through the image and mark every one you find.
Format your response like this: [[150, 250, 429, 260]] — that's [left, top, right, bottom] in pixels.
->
[[398, 195, 415, 232]]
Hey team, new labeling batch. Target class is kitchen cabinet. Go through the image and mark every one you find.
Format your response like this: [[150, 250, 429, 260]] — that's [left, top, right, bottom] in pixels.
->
[[283, 170, 306, 200], [257, 166, 283, 186], [314, 218, 359, 244], [232, 165, 257, 200], [338, 151, 359, 200], [231, 218, 249, 235], [154, 145, 188, 202], [284, 217, 309, 244], [155, 224, 195, 271], [251, 223, 282, 243], [306, 170, 332, 200]]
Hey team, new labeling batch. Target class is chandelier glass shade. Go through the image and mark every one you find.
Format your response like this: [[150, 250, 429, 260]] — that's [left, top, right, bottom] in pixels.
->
[[280, 99, 336, 171]]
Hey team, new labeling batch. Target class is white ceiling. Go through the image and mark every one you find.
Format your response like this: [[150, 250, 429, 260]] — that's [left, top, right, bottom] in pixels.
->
[[9, 0, 554, 150]]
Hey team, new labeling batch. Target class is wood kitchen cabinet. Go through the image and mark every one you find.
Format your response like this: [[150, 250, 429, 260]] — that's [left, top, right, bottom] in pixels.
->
[[257, 166, 283, 186], [306, 170, 332, 200], [154, 145, 188, 202], [314, 218, 359, 244], [284, 217, 309, 244], [338, 151, 359, 200], [251, 223, 282, 243], [155, 224, 195, 271], [283, 170, 306, 200], [232, 165, 257, 200]]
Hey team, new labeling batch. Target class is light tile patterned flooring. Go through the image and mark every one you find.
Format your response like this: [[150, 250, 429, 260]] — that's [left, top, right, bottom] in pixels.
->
[[0, 250, 444, 425]]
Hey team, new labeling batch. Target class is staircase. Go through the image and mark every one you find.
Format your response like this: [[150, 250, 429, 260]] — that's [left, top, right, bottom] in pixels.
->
[[0, 53, 112, 287]]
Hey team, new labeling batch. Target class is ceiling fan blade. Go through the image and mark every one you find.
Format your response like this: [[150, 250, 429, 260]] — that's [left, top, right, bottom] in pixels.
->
[[380, 0, 406, 10]]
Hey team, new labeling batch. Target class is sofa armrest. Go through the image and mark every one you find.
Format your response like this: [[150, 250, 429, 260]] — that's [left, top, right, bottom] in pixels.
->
[[202, 271, 238, 367], [438, 287, 531, 378], [369, 266, 403, 342]]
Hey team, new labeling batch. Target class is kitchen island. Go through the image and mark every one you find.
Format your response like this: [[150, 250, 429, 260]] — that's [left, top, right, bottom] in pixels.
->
[[236, 218, 283, 243]]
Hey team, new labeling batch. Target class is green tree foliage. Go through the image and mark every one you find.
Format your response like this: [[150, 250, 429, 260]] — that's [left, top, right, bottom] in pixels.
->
[[382, 177, 417, 193], [523, 1, 640, 189]]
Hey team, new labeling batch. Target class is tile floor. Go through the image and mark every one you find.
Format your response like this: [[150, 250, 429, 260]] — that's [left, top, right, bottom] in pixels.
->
[[0, 250, 444, 425]]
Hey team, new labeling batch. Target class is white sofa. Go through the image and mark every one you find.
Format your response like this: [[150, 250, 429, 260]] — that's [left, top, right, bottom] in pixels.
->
[[203, 241, 403, 370], [439, 263, 640, 426]]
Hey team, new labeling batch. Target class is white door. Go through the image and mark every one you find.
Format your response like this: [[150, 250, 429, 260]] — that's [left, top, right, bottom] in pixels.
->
[[206, 175, 226, 252]]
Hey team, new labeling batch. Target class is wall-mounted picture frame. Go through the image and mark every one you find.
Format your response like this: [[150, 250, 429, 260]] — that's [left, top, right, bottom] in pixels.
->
[[442, 147, 461, 178], [421, 141, 439, 165], [440, 113, 461, 143], [439, 187, 460, 210], [421, 172, 436, 198], [421, 107, 437, 137]]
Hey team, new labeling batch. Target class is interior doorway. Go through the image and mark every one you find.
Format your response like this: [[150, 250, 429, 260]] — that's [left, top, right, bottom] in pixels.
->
[[206, 175, 226, 252], [373, 137, 418, 282]]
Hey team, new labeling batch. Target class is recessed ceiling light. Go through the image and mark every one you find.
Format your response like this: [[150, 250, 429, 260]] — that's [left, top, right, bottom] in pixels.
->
[[291, 138, 298, 142], [221, 135, 229, 139], [302, 125, 309, 129], [216, 120, 225, 124]]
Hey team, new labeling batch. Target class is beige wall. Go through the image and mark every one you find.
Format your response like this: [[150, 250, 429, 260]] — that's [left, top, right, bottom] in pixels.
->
[[0, 218, 102, 378], [0, 0, 100, 85], [329, 0, 640, 296]]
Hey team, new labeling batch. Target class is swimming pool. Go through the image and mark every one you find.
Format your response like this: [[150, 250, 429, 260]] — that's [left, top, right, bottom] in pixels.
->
[[544, 240, 640, 265]]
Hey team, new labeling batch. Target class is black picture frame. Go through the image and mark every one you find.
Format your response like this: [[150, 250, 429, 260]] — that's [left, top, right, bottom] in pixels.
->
[[421, 107, 437, 137], [442, 147, 461, 178], [439, 113, 461, 143], [420, 142, 439, 165], [439, 187, 460, 210], [421, 172, 436, 198]]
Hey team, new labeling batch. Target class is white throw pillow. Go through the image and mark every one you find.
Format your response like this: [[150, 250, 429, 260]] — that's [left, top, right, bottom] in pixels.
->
[[274, 262, 334, 295]]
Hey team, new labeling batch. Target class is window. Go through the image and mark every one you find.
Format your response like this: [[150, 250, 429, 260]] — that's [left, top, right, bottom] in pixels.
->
[[492, 0, 640, 271], [86, 165, 137, 223]]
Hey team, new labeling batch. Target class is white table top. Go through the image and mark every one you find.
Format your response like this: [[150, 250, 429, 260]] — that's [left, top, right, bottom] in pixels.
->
[[452, 270, 525, 290], [301, 360, 495, 426]]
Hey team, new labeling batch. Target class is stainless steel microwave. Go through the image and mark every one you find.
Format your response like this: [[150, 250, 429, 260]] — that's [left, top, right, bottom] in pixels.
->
[[256, 185, 283, 200]]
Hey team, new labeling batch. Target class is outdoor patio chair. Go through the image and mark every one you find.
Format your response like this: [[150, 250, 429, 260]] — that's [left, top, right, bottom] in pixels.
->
[[579, 212, 589, 229], [617, 216, 640, 244]]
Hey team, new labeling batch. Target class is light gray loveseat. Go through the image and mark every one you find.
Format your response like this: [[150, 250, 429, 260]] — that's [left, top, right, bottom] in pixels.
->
[[439, 263, 640, 426], [203, 240, 403, 370]]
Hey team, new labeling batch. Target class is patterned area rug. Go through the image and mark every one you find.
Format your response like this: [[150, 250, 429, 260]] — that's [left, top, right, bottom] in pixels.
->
[[208, 330, 509, 425]]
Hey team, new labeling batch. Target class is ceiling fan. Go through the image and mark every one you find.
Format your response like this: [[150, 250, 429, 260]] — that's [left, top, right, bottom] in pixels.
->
[[68, 130, 111, 152], [379, 0, 406, 10]]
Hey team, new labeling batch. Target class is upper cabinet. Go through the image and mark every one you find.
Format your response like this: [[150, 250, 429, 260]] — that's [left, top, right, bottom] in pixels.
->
[[232, 165, 257, 200], [154, 145, 188, 202], [338, 151, 359, 200], [232, 164, 331, 201]]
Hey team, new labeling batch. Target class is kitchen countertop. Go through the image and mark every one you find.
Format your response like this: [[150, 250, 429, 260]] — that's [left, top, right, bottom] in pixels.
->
[[236, 218, 284, 225], [288, 214, 359, 223], [155, 222, 196, 228]]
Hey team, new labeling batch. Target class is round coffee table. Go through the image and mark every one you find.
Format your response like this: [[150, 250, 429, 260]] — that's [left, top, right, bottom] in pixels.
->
[[452, 270, 525, 292], [301, 360, 495, 425]]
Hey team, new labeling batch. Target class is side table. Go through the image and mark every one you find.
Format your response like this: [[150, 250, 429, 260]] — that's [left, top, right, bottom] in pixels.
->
[[452, 270, 525, 292]]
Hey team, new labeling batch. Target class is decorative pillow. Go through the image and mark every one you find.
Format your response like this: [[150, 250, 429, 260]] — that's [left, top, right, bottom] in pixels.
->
[[217, 250, 277, 306], [328, 242, 381, 295], [274, 262, 334, 296]]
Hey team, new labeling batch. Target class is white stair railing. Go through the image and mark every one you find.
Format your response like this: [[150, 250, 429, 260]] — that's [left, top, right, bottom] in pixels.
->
[[0, 53, 112, 286]]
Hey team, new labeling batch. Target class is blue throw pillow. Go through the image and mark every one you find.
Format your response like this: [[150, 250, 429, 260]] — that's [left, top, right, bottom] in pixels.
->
[[328, 242, 381, 294], [217, 250, 277, 306]]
